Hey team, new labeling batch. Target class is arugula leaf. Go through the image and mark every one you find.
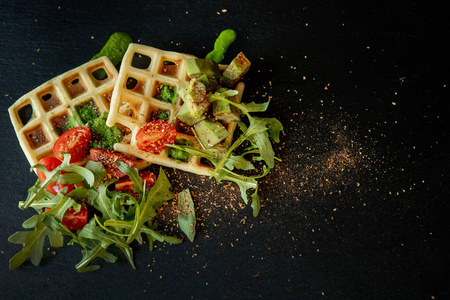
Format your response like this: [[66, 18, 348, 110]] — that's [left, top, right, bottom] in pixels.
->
[[177, 189, 196, 242], [126, 168, 174, 244], [265, 117, 283, 143], [75, 242, 117, 273], [225, 154, 255, 171], [118, 162, 143, 194], [22, 154, 95, 209], [84, 160, 108, 187], [253, 131, 275, 168], [250, 186, 261, 217], [8, 219, 51, 269], [78, 220, 135, 270], [103, 219, 182, 249], [93, 180, 121, 221]]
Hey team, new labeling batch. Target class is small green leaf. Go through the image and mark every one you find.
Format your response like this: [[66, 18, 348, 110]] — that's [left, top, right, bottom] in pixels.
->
[[117, 163, 143, 194], [92, 181, 117, 221], [84, 160, 108, 186], [75, 243, 117, 273], [177, 189, 196, 242], [126, 168, 174, 244], [250, 188, 261, 217], [8, 219, 51, 269], [225, 155, 255, 171], [253, 131, 275, 168]]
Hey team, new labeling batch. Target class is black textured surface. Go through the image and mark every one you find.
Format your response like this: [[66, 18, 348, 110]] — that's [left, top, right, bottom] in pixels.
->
[[0, 1, 448, 299]]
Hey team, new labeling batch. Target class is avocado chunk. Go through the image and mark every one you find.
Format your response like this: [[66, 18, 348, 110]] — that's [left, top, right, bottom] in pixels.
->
[[213, 98, 232, 115], [186, 58, 221, 91], [194, 119, 230, 148], [221, 52, 251, 87], [184, 78, 210, 119], [186, 58, 221, 79], [210, 88, 240, 122], [176, 103, 206, 126]]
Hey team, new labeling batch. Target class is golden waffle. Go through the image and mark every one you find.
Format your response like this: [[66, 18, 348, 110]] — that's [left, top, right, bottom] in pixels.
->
[[8, 57, 118, 166], [106, 44, 244, 176]]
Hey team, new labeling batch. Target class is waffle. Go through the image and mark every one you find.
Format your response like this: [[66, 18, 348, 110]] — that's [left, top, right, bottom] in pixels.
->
[[8, 57, 119, 166], [106, 44, 244, 176]]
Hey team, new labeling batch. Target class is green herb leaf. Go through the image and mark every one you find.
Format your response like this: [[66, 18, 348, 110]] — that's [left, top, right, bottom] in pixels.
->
[[126, 168, 173, 244], [117, 163, 143, 194], [225, 155, 255, 171], [253, 131, 276, 168], [8, 218, 51, 269], [177, 189, 196, 242], [250, 187, 261, 217], [75, 242, 117, 273], [92, 180, 117, 221]]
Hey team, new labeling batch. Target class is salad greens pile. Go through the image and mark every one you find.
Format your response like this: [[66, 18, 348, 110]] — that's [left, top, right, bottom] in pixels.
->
[[168, 90, 283, 217], [9, 154, 185, 272]]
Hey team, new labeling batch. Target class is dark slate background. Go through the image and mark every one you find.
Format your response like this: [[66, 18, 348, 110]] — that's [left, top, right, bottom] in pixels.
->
[[0, 1, 448, 299]]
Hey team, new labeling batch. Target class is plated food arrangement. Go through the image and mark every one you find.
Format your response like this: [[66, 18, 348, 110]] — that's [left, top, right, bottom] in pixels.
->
[[7, 31, 282, 271]]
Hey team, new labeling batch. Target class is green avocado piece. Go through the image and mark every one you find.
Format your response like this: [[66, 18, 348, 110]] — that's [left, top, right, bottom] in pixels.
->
[[184, 78, 209, 119], [212, 88, 232, 117], [194, 119, 230, 148], [210, 88, 240, 122], [186, 58, 221, 79], [213, 99, 232, 116], [221, 52, 251, 87], [176, 103, 206, 126]]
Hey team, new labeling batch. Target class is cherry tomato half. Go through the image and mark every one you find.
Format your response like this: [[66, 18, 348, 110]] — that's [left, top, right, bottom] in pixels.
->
[[115, 171, 157, 197], [62, 205, 88, 231], [136, 120, 177, 154], [89, 148, 135, 178], [46, 205, 88, 231], [53, 127, 91, 163], [36, 156, 75, 195]]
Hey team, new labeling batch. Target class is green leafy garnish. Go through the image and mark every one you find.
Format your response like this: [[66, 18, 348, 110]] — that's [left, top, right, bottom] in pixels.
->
[[177, 189, 196, 242], [167, 90, 282, 217], [9, 154, 182, 272]]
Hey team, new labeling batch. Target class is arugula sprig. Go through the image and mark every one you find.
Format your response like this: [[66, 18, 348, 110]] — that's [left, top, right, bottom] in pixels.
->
[[167, 90, 282, 216], [9, 154, 182, 272]]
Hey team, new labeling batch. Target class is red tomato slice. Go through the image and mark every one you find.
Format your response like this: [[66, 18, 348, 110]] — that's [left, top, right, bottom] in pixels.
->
[[53, 127, 91, 163], [45, 205, 88, 231], [36, 156, 75, 195], [115, 171, 157, 195], [62, 206, 88, 231], [135, 120, 177, 154], [89, 148, 135, 178]]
